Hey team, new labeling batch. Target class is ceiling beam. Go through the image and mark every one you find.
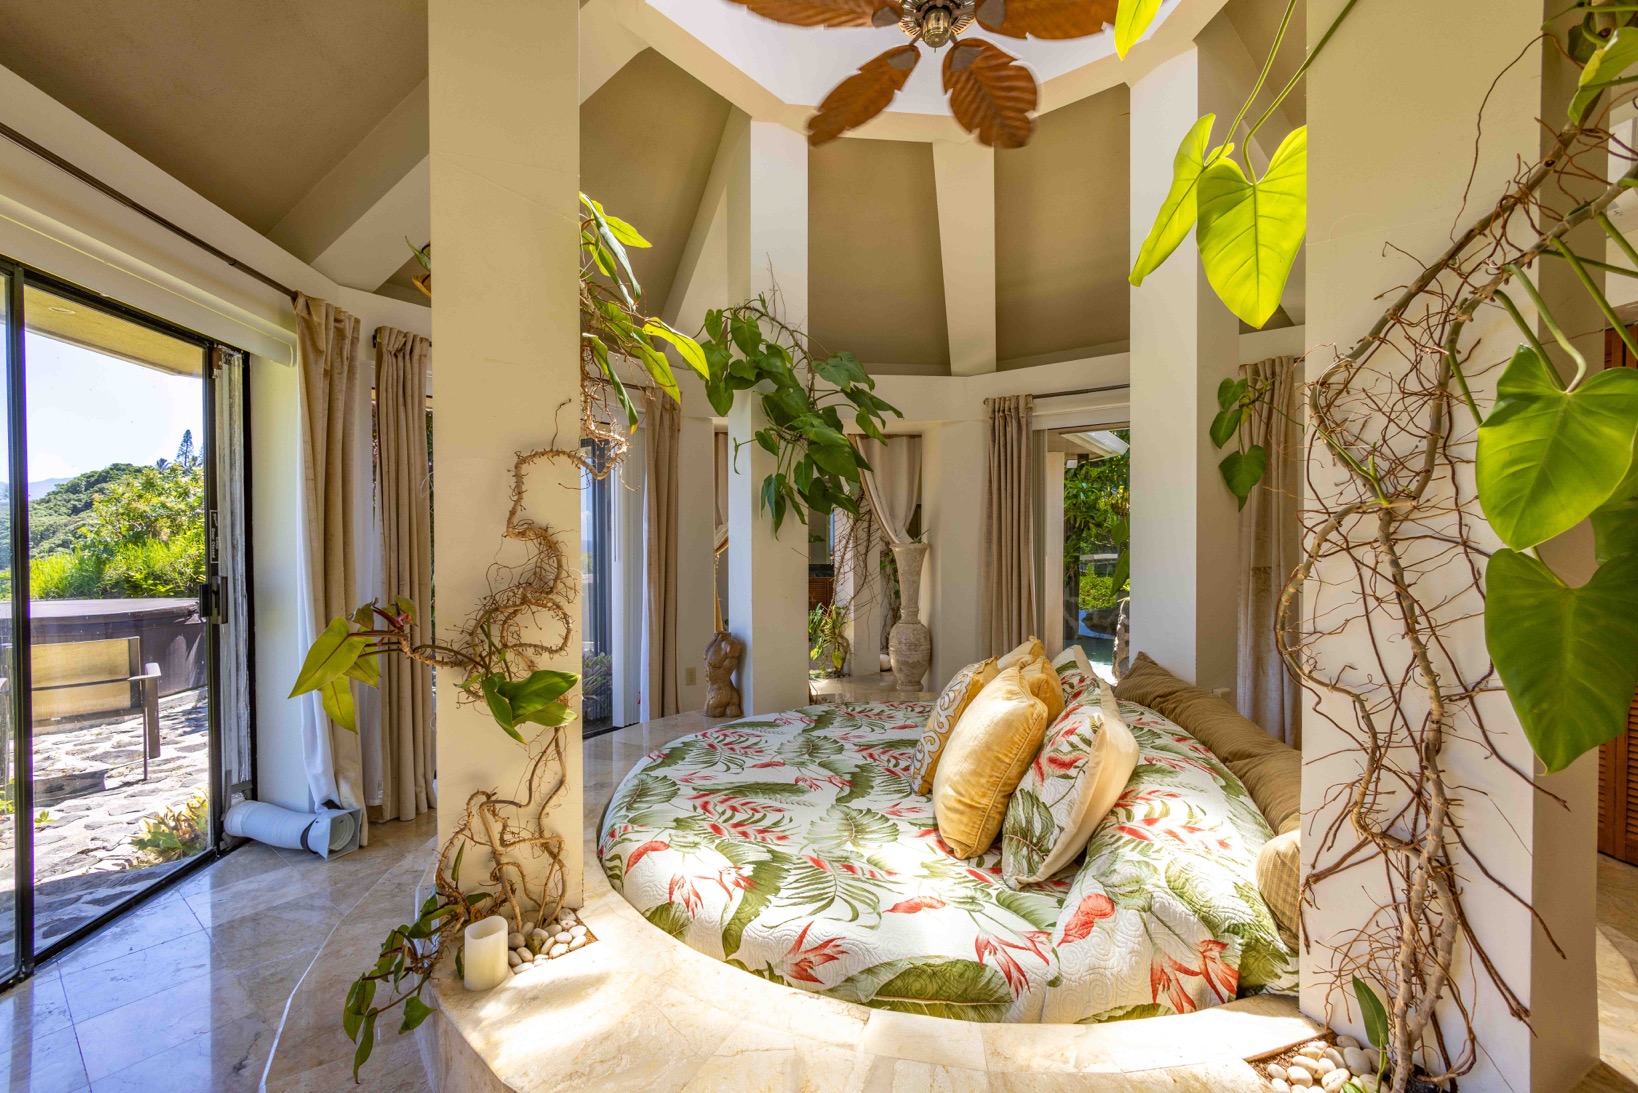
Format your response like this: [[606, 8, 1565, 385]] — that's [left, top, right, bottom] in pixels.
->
[[266, 79, 429, 269], [933, 139, 996, 375], [582, 0, 647, 102], [309, 155, 431, 293], [663, 110, 742, 332]]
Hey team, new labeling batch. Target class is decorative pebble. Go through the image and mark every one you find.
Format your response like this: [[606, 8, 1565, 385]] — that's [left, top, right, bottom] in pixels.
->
[[568, 935, 587, 951], [1322, 1069, 1352, 1093], [511, 963, 528, 976], [516, 949, 534, 964], [1288, 1057, 1326, 1077], [1287, 1068, 1314, 1088], [531, 928, 550, 943], [569, 924, 588, 938], [1309, 1059, 1337, 1077], [1266, 1064, 1288, 1081], [1271, 1081, 1290, 1093], [1298, 1045, 1327, 1060], [1343, 1048, 1372, 1075], [507, 951, 521, 967], [507, 932, 526, 950], [1353, 1077, 1381, 1093], [548, 942, 569, 958], [1323, 1049, 1346, 1069], [552, 932, 571, 947], [1336, 1036, 1361, 1051]]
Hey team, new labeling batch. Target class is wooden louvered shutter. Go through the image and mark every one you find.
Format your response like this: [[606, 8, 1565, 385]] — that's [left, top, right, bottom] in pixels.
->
[[1599, 325, 1638, 863]]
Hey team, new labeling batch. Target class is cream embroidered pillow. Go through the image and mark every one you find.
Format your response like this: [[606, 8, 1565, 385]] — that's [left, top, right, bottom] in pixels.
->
[[933, 666, 1051, 859], [908, 657, 999, 795], [1001, 682, 1140, 886]]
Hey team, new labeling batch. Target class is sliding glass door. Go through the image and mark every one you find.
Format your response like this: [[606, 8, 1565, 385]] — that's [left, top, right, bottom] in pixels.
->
[[0, 259, 247, 982]]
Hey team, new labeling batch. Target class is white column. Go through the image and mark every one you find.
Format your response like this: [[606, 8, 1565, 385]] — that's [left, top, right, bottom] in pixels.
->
[[1127, 46, 1240, 693], [429, 0, 583, 902], [933, 140, 997, 376], [1304, 1, 1597, 1088], [923, 420, 987, 690], [725, 117, 811, 714]]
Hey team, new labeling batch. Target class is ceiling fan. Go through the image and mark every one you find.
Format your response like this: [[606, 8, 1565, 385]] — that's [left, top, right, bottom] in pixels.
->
[[726, 0, 1120, 148]]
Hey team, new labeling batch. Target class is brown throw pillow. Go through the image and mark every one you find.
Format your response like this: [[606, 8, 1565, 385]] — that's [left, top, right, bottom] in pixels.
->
[[932, 666, 1050, 858], [1256, 819, 1302, 943], [1114, 652, 1301, 832], [908, 657, 1000, 795]]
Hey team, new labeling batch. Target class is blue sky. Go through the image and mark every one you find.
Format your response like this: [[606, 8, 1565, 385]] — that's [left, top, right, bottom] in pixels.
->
[[19, 333, 203, 482]]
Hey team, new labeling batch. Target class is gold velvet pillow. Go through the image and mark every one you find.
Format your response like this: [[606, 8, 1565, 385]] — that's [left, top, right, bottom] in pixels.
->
[[932, 666, 1050, 859], [908, 658, 1000, 795], [996, 637, 1045, 672], [1018, 657, 1066, 726]]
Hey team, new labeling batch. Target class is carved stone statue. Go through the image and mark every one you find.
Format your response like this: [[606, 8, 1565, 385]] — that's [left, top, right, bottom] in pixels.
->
[[704, 631, 744, 718]]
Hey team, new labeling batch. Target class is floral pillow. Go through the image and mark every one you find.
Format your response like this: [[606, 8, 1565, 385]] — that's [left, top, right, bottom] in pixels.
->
[[1055, 666, 1100, 707], [1000, 683, 1140, 887]]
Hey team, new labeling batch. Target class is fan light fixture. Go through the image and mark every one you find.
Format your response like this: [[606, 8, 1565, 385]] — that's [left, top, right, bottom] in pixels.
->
[[725, 0, 1121, 148]]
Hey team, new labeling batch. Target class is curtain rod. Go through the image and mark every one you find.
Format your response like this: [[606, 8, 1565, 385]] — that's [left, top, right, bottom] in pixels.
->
[[0, 118, 300, 303], [1033, 382, 1131, 400]]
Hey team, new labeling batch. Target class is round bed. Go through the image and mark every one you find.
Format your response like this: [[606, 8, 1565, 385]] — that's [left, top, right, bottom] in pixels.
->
[[598, 696, 1296, 1024]]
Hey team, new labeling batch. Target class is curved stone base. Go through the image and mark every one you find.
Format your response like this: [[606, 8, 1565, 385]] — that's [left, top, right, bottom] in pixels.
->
[[419, 861, 1318, 1092]]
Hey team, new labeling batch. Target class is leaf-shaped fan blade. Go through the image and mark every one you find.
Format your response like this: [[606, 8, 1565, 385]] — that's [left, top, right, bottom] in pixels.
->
[[808, 45, 922, 145], [974, 0, 1120, 38], [729, 0, 904, 27], [943, 40, 1038, 149]]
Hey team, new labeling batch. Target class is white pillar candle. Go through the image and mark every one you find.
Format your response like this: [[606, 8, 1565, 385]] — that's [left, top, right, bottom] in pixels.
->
[[463, 915, 510, 991]]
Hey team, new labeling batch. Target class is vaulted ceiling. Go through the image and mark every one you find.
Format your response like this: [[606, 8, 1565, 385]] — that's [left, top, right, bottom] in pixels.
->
[[0, 0, 1303, 373]]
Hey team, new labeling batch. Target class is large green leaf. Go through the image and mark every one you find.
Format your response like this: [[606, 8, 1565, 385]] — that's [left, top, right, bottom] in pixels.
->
[[1487, 548, 1638, 773], [1219, 446, 1268, 510], [999, 789, 1055, 878], [642, 320, 709, 380], [1352, 976, 1390, 1052], [1114, 0, 1160, 58], [1129, 115, 1221, 287], [1476, 346, 1638, 550], [1594, 466, 1638, 568], [1572, 27, 1638, 123], [829, 958, 1013, 1021], [290, 617, 367, 697], [1197, 126, 1307, 328], [321, 677, 357, 733], [720, 856, 789, 958]]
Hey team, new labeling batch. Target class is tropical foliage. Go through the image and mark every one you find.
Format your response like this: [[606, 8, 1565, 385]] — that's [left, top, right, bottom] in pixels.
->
[[0, 434, 205, 600], [700, 300, 902, 533], [124, 789, 209, 869], [808, 602, 850, 677], [600, 695, 1292, 1023]]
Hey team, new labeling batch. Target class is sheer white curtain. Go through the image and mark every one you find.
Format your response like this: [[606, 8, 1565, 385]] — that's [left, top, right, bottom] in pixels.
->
[[857, 436, 922, 546]]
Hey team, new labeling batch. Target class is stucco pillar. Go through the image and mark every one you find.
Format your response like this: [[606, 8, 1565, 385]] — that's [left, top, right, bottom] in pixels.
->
[[724, 117, 810, 714], [1127, 45, 1240, 694], [429, 0, 584, 902], [1303, 1, 1597, 1088], [924, 419, 987, 691]]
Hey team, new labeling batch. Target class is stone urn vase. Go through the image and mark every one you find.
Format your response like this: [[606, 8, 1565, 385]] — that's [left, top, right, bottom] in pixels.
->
[[888, 541, 931, 691]]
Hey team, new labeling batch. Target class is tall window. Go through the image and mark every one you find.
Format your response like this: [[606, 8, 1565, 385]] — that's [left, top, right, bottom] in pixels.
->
[[0, 261, 250, 984], [1062, 428, 1130, 679]]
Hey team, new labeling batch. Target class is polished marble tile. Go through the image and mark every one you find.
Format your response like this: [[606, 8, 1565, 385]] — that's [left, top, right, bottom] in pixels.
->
[[204, 895, 343, 973], [0, 966, 73, 1044], [74, 965, 257, 1081], [60, 929, 223, 1023], [53, 894, 202, 975], [88, 1013, 273, 1093], [0, 1025, 87, 1093]]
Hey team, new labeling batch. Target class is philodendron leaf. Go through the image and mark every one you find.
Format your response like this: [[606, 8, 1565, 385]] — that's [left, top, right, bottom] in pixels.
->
[[1476, 345, 1638, 550], [320, 677, 357, 733], [1220, 445, 1268, 510], [1572, 26, 1638, 123], [1352, 976, 1390, 1051], [290, 617, 366, 697], [1114, 0, 1161, 58], [1487, 548, 1638, 774], [1197, 126, 1308, 328], [1210, 407, 1243, 449], [492, 670, 579, 729], [642, 320, 709, 381], [481, 674, 525, 743], [1594, 465, 1638, 567], [1130, 115, 1222, 287]]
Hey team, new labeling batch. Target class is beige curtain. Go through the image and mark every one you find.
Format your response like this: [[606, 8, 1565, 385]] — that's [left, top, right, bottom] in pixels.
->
[[295, 294, 364, 817], [644, 388, 681, 717], [1236, 356, 1302, 746], [983, 395, 1037, 653], [856, 436, 922, 547], [374, 326, 435, 821]]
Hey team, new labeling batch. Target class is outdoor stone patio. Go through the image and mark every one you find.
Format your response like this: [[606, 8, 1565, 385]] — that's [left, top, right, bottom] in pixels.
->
[[0, 689, 209, 951]]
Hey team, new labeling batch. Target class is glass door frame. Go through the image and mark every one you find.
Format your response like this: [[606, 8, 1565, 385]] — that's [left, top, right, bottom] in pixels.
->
[[0, 256, 253, 988]]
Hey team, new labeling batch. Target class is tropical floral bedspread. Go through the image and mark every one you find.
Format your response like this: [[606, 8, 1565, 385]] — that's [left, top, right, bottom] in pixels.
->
[[598, 701, 1295, 1023]]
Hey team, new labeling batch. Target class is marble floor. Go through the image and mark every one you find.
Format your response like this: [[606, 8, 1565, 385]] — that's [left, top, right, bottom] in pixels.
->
[[2, 708, 1635, 1091]]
